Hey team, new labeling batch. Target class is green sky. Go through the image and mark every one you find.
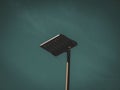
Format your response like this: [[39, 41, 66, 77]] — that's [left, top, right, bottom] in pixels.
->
[[0, 0, 120, 90]]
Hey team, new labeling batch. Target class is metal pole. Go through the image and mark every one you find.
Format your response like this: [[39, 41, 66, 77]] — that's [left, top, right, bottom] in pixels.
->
[[65, 49, 71, 90]]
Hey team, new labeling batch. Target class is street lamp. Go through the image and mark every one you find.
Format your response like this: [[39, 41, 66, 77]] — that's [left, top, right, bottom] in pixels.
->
[[40, 34, 77, 90]]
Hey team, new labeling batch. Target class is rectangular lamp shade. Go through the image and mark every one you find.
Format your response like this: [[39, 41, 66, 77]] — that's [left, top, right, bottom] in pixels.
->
[[40, 34, 77, 56]]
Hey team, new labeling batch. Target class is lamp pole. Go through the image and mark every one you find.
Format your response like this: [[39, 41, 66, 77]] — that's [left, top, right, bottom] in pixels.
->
[[65, 49, 71, 90]]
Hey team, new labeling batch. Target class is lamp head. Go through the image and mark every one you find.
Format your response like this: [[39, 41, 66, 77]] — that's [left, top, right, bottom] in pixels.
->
[[40, 34, 77, 56]]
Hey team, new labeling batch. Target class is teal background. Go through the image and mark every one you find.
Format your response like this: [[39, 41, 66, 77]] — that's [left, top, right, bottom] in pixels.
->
[[0, 0, 120, 90]]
